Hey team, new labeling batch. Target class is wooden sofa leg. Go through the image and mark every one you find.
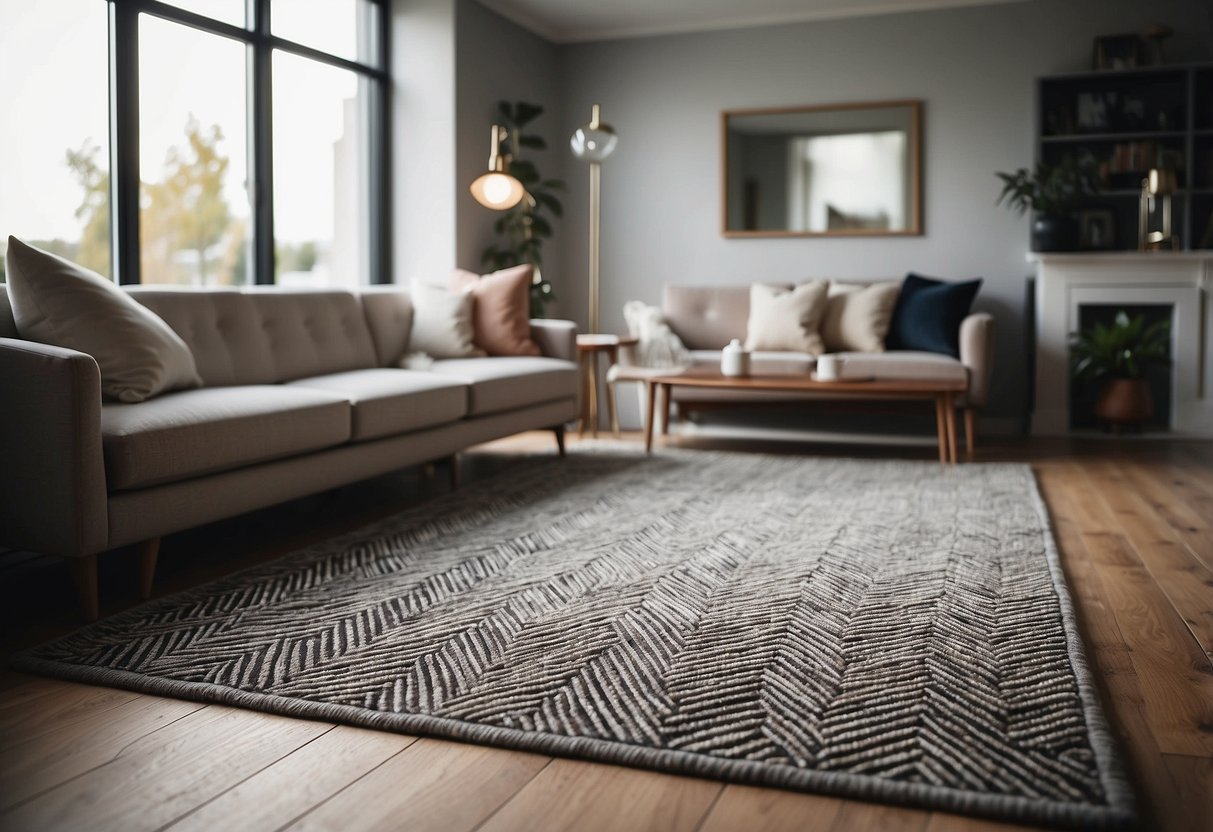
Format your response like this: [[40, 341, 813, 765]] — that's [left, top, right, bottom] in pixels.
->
[[448, 454, 460, 489], [553, 424, 566, 457], [139, 537, 161, 600], [964, 407, 977, 458], [67, 554, 99, 622]]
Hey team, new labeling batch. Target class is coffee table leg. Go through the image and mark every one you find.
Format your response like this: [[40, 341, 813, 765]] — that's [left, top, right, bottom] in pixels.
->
[[935, 396, 948, 464], [944, 392, 959, 464], [644, 380, 657, 453], [660, 384, 671, 436]]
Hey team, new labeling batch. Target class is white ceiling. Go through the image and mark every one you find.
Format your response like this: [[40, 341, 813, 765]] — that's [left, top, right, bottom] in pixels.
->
[[476, 0, 1029, 43]]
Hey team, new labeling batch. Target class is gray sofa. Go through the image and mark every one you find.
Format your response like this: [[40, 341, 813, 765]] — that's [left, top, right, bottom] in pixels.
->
[[0, 285, 578, 618], [618, 283, 994, 438]]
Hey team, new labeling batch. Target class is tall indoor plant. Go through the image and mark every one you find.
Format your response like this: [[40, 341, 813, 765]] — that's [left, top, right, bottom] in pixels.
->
[[995, 158, 1098, 251], [481, 101, 565, 317], [1070, 311, 1170, 428]]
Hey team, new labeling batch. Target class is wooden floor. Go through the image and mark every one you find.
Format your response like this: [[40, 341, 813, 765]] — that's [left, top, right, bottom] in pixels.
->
[[1, 431, 1211, 832]]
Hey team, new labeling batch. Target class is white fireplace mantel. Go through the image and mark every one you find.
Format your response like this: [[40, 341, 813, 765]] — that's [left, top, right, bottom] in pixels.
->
[[1031, 252, 1213, 437]]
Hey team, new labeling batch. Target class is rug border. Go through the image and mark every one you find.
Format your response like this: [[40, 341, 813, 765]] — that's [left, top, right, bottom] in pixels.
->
[[10, 453, 1136, 829]]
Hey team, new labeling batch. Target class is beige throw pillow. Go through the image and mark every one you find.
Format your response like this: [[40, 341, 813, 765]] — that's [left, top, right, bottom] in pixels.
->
[[4, 236, 202, 402], [408, 281, 485, 359], [744, 281, 828, 355], [822, 281, 900, 353]]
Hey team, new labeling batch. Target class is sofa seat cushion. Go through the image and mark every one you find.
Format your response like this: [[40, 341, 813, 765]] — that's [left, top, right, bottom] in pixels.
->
[[688, 350, 813, 375], [101, 386, 352, 491], [834, 351, 967, 383], [287, 369, 468, 441], [429, 357, 577, 415]]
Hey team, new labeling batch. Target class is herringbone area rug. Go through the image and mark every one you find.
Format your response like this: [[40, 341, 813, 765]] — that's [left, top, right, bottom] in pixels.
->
[[16, 449, 1133, 828]]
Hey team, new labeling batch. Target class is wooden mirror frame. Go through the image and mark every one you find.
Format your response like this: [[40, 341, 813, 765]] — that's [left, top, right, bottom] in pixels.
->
[[721, 99, 923, 239]]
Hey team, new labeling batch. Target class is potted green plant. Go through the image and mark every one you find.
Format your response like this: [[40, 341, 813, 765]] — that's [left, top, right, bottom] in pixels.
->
[[481, 101, 565, 317], [995, 158, 1098, 251], [1070, 311, 1170, 428]]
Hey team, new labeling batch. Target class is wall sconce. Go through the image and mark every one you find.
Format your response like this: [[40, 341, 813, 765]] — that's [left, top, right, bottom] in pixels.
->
[[470, 124, 525, 210], [1139, 168, 1179, 251]]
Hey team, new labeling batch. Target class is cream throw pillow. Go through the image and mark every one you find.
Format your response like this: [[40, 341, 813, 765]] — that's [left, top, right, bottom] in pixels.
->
[[822, 281, 900, 353], [4, 236, 201, 402], [408, 282, 485, 359], [744, 281, 828, 355]]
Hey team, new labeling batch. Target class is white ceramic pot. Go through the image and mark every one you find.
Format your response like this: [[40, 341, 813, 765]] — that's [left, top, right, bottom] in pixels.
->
[[721, 339, 751, 377]]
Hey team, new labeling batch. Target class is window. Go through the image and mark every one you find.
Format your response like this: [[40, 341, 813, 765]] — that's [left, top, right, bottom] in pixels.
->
[[272, 52, 369, 286], [139, 15, 251, 285], [0, 0, 111, 279], [4, 0, 389, 286]]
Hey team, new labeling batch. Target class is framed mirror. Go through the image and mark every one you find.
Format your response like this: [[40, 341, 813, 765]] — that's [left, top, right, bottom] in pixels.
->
[[722, 100, 922, 238]]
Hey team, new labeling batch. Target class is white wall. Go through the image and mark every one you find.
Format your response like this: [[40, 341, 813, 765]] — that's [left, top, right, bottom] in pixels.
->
[[553, 0, 1213, 423], [391, 0, 458, 285]]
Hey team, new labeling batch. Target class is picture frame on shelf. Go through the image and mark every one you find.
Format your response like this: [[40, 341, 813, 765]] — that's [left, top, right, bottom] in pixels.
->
[[1093, 34, 1141, 71], [1079, 209, 1117, 250]]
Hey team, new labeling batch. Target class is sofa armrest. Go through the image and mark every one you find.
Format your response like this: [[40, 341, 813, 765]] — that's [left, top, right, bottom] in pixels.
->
[[0, 338, 108, 557], [959, 313, 995, 407], [529, 319, 578, 362]]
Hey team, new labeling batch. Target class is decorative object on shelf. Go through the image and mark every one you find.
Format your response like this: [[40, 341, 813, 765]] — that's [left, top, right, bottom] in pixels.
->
[[1070, 310, 1170, 429], [995, 158, 1098, 251], [479, 102, 566, 318], [1142, 24, 1173, 65], [1139, 167, 1180, 250], [570, 104, 618, 334], [720, 339, 751, 377], [469, 124, 525, 210], [1093, 34, 1141, 71], [1078, 208, 1116, 250]]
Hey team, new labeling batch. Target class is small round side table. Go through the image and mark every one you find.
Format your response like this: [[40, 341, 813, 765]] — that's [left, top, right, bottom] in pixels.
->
[[576, 334, 638, 437]]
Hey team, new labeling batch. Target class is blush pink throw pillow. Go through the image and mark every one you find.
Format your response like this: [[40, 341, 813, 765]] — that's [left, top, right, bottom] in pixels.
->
[[449, 265, 541, 356]]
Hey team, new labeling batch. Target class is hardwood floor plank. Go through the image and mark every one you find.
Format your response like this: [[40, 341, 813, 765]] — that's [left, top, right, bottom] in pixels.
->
[[282, 738, 549, 832], [476, 758, 721, 832], [0, 678, 137, 751], [828, 801, 930, 831], [165, 726, 416, 832], [695, 784, 844, 832], [1082, 460, 1213, 661], [924, 813, 1042, 832], [1115, 459, 1213, 572], [1160, 754, 1213, 832], [1, 705, 331, 832], [0, 693, 204, 810]]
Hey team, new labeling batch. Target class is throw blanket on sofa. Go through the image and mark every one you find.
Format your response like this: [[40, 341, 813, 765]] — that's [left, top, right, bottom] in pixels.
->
[[623, 301, 691, 368]]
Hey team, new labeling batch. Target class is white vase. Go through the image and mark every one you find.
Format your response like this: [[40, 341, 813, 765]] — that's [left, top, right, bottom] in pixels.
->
[[721, 339, 751, 377]]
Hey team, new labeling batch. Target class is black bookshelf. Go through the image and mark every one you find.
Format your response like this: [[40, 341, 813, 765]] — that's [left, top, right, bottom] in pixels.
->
[[1036, 63, 1213, 251]]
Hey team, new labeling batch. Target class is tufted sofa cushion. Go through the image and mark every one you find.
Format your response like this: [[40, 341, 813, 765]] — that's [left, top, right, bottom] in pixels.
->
[[663, 284, 792, 350], [128, 287, 379, 385]]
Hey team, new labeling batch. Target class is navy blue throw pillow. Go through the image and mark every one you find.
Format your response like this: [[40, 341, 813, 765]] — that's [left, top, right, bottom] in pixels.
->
[[885, 273, 982, 357]]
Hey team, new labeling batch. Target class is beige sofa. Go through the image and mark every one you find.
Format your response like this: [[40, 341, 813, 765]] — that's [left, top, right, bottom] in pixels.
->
[[0, 286, 578, 618], [620, 283, 994, 438]]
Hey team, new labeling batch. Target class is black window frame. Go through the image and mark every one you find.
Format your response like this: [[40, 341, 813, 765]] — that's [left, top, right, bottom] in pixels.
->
[[107, 0, 391, 286]]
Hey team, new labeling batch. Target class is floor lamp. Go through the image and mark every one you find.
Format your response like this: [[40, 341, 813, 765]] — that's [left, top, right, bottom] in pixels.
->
[[570, 104, 618, 334]]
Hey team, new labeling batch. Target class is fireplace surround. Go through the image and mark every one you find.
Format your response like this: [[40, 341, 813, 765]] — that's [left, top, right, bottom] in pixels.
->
[[1031, 253, 1213, 436]]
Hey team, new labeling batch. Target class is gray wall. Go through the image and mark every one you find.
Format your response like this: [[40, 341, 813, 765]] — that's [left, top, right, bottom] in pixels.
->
[[455, 0, 563, 277], [552, 0, 1213, 424]]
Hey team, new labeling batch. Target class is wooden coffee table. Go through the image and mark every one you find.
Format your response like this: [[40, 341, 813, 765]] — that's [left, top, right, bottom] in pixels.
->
[[643, 367, 967, 463]]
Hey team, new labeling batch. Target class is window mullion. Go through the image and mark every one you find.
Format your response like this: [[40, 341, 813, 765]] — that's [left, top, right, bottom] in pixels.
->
[[110, 0, 141, 284], [250, 0, 275, 284]]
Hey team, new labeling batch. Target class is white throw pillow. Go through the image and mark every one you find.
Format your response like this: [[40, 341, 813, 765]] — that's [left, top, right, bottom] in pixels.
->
[[622, 301, 690, 368], [822, 281, 900, 353], [408, 282, 485, 359], [4, 236, 202, 402], [744, 281, 828, 355]]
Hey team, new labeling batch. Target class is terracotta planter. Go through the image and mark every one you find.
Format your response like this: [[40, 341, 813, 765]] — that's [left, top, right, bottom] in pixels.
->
[[1095, 378, 1153, 426]]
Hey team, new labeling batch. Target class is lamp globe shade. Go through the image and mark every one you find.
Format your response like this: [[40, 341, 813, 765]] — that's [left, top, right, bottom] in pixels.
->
[[570, 104, 618, 162], [470, 172, 525, 210]]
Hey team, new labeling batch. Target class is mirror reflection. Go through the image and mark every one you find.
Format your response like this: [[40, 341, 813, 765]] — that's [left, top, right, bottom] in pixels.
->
[[723, 101, 922, 237]]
